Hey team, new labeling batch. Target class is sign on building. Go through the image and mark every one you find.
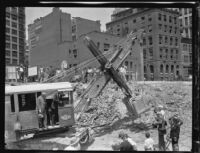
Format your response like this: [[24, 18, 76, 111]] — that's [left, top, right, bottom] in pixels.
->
[[28, 66, 38, 77]]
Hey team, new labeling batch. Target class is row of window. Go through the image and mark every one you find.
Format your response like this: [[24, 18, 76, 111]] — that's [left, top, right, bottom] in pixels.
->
[[182, 43, 192, 52], [6, 12, 25, 22], [159, 35, 179, 46], [158, 13, 177, 24], [6, 43, 24, 50], [159, 48, 179, 60], [143, 48, 153, 60], [144, 64, 179, 74], [6, 57, 18, 65], [179, 16, 192, 27], [158, 24, 179, 34], [6, 28, 25, 37], [124, 61, 133, 69], [142, 36, 153, 46]]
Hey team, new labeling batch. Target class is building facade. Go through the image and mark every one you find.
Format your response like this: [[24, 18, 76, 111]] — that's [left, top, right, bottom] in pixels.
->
[[5, 7, 26, 66], [180, 38, 192, 79], [106, 8, 182, 81]]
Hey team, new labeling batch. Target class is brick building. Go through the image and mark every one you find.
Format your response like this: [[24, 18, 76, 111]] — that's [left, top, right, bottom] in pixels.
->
[[106, 8, 182, 81]]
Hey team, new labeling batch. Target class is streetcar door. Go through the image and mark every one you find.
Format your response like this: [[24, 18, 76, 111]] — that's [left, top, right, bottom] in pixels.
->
[[18, 92, 39, 130], [58, 90, 75, 127]]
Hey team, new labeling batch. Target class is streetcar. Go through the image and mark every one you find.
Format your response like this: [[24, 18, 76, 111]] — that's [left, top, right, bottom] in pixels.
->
[[5, 82, 75, 143]]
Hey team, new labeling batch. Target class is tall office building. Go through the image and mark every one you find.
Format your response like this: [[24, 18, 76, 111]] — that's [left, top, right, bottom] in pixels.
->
[[106, 8, 182, 81], [5, 7, 26, 66]]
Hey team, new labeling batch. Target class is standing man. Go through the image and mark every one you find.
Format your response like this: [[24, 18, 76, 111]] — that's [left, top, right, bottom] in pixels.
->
[[144, 131, 155, 151], [152, 111, 167, 151], [36, 92, 47, 129], [169, 113, 183, 151]]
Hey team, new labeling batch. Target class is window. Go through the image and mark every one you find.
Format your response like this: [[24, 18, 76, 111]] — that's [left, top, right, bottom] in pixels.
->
[[159, 24, 162, 30], [6, 35, 10, 41], [176, 49, 178, 54], [73, 49, 77, 58], [185, 28, 189, 38], [19, 24, 24, 31], [6, 58, 10, 64], [12, 44, 17, 50], [72, 35, 76, 41], [6, 12, 10, 18], [164, 25, 167, 32], [149, 48, 153, 59], [169, 16, 172, 23], [18, 93, 36, 112], [143, 48, 146, 59], [6, 20, 10, 26], [130, 62, 133, 69], [165, 49, 168, 58], [12, 22, 17, 28], [170, 37, 173, 46], [184, 55, 189, 62], [19, 45, 24, 51], [184, 8, 187, 15], [12, 59, 18, 65], [104, 43, 110, 52], [179, 19, 183, 26], [148, 16, 152, 21], [150, 65, 154, 73], [125, 61, 128, 67], [19, 31, 24, 38], [185, 17, 188, 26], [144, 66, 147, 73], [165, 36, 168, 44], [174, 27, 177, 34], [166, 65, 169, 73], [169, 26, 172, 33], [133, 19, 136, 23], [6, 43, 10, 48], [189, 8, 192, 14], [12, 29, 17, 35], [5, 95, 15, 112], [158, 14, 162, 20], [175, 38, 178, 46], [6, 28, 10, 33], [148, 25, 152, 32], [174, 17, 177, 24], [141, 16, 145, 20], [160, 64, 163, 73], [163, 15, 167, 22], [189, 16, 192, 24], [12, 36, 17, 43], [160, 48, 163, 58], [149, 36, 152, 45], [72, 25, 76, 33], [69, 49, 71, 54], [12, 51, 17, 57], [159, 35, 162, 44], [11, 14, 17, 20], [143, 38, 146, 45], [6, 50, 10, 56], [171, 65, 174, 73], [170, 49, 173, 59]]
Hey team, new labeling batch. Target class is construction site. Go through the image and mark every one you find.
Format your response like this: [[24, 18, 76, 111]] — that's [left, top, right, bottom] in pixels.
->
[[5, 30, 192, 151]]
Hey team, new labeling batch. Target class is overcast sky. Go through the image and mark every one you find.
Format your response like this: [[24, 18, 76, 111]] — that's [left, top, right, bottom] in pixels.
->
[[25, 7, 115, 39]]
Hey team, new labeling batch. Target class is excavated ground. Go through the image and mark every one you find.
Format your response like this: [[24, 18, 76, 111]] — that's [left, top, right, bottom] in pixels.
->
[[6, 81, 192, 151]]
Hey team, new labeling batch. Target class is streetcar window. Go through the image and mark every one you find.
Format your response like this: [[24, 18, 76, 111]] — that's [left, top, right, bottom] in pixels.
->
[[58, 91, 71, 107], [5, 95, 15, 112], [18, 93, 36, 112]]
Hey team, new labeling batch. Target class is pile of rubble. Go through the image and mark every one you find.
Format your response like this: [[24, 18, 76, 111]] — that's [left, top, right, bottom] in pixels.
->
[[74, 81, 192, 134]]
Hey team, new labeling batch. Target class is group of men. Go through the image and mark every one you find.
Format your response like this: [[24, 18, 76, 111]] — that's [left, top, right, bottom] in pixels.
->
[[36, 92, 59, 129], [152, 105, 183, 151]]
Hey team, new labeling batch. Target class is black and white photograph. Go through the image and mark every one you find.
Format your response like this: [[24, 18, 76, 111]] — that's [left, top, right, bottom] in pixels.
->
[[4, 3, 200, 151]]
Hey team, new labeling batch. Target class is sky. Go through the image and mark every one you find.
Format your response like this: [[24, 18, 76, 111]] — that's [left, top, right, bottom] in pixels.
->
[[25, 7, 115, 39]]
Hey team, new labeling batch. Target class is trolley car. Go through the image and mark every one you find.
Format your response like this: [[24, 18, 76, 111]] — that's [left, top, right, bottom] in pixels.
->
[[5, 82, 75, 143]]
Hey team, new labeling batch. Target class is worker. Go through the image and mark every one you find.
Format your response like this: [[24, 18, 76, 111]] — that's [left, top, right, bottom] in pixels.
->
[[169, 113, 183, 151], [64, 137, 81, 150], [119, 65, 127, 82], [152, 111, 167, 151], [144, 131, 155, 151], [36, 92, 47, 129]]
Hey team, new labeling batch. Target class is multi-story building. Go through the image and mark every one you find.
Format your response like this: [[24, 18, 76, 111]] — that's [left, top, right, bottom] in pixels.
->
[[29, 8, 126, 79], [180, 38, 192, 79], [106, 8, 182, 81], [29, 7, 72, 67], [5, 7, 26, 66], [5, 7, 25, 82]]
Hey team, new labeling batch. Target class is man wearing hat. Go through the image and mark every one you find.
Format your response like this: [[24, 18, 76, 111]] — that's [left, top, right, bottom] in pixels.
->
[[169, 113, 183, 151], [36, 92, 47, 129]]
